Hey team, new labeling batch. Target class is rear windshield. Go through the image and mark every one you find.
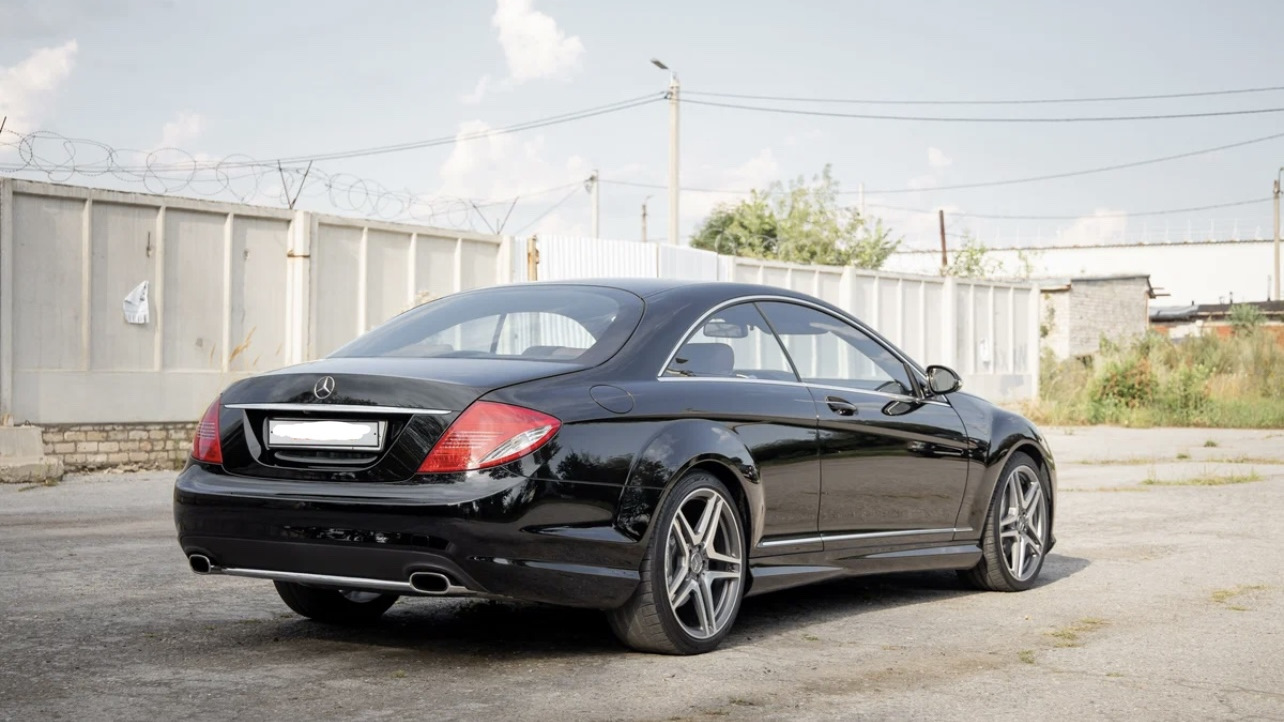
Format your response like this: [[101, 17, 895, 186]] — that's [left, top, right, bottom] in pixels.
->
[[330, 285, 644, 365]]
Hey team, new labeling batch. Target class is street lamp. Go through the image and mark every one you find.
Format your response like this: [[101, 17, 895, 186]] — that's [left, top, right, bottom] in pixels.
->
[[652, 58, 680, 245]]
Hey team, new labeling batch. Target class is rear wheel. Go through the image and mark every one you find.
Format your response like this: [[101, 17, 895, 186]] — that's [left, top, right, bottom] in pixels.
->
[[608, 471, 747, 654], [273, 581, 398, 624], [960, 452, 1051, 592]]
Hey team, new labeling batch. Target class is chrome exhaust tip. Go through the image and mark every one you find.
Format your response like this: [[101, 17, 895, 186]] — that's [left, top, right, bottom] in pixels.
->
[[408, 571, 452, 594], [189, 554, 214, 575]]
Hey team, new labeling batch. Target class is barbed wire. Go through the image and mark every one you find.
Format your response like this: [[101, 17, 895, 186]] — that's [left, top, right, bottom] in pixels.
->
[[0, 129, 583, 229]]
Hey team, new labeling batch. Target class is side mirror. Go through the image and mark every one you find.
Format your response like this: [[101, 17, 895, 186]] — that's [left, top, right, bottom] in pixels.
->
[[926, 365, 963, 395]]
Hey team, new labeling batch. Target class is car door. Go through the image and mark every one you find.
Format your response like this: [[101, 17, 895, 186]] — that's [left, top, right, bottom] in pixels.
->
[[655, 301, 821, 555], [756, 301, 971, 554]]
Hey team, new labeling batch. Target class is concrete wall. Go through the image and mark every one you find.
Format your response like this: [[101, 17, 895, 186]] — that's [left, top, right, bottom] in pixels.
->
[[884, 239, 1275, 307], [0, 178, 511, 425]]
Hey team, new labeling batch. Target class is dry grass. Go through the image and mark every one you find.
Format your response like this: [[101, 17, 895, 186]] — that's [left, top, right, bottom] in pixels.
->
[[1141, 472, 1262, 487], [1045, 617, 1108, 648], [1210, 585, 1269, 605]]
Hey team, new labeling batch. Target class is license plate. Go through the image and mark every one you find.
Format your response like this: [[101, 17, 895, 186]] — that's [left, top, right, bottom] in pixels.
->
[[267, 419, 385, 450]]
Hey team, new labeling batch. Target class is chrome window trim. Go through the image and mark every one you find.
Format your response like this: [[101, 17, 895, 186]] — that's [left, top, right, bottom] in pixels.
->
[[224, 403, 451, 416], [758, 527, 972, 548], [658, 294, 932, 389], [655, 375, 952, 407]]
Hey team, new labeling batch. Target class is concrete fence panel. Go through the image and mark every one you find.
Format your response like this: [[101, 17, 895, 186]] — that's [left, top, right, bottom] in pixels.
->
[[0, 179, 511, 424]]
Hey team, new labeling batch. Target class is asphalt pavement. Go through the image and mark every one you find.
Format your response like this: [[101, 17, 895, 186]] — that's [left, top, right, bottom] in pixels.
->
[[2, 426, 1282, 721]]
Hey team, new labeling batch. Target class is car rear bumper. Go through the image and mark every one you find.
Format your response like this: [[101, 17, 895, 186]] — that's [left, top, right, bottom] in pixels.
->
[[173, 462, 643, 609]]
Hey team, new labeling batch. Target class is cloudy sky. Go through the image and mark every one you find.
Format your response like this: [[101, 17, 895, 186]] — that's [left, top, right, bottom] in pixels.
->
[[2, 0, 1282, 249]]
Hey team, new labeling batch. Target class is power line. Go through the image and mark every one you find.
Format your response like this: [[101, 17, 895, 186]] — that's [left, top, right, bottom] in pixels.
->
[[680, 97, 1284, 123], [513, 186, 582, 234], [264, 93, 663, 166], [865, 197, 1272, 220], [859, 130, 1284, 194], [684, 84, 1284, 106], [3, 94, 664, 174], [601, 129, 1284, 197]]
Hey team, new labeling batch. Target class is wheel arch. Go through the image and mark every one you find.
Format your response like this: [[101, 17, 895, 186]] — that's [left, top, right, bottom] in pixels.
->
[[613, 419, 765, 549]]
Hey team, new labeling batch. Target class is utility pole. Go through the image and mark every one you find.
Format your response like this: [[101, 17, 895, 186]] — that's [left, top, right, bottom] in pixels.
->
[[938, 209, 948, 272], [653, 58, 679, 245], [1274, 170, 1281, 301], [858, 182, 866, 218], [641, 196, 651, 243], [589, 170, 600, 239]]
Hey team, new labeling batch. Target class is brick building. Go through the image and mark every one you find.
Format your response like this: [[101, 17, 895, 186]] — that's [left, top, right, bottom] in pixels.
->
[[1039, 274, 1157, 359]]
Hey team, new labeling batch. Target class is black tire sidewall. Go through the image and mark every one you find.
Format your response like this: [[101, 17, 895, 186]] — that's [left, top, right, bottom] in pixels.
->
[[986, 453, 1051, 591], [646, 471, 747, 654]]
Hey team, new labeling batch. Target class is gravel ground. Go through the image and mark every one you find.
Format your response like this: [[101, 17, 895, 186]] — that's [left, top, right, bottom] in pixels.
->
[[2, 426, 1283, 721]]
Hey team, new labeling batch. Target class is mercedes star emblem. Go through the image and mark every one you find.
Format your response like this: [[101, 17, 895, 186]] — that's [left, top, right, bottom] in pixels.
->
[[313, 376, 336, 400]]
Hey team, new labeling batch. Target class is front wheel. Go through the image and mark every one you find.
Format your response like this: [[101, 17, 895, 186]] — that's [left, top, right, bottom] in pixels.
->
[[960, 452, 1052, 592], [274, 581, 398, 625], [608, 471, 747, 654]]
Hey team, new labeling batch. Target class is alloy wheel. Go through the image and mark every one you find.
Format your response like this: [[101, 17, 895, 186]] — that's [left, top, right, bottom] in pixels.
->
[[663, 488, 744, 640], [998, 466, 1048, 582]]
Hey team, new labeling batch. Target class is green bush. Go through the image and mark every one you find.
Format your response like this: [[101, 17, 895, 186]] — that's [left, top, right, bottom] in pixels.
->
[[1027, 328, 1284, 428]]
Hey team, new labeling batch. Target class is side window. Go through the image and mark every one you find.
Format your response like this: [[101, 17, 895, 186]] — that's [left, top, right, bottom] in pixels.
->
[[665, 303, 797, 381], [757, 302, 913, 395]]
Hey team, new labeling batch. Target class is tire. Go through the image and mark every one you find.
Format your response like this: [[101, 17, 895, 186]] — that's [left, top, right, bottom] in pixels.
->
[[273, 581, 398, 625], [608, 470, 748, 654], [960, 452, 1052, 592]]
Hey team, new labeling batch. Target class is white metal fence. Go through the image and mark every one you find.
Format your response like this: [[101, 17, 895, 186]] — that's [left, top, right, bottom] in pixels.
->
[[0, 179, 1039, 426], [0, 179, 509, 424], [520, 236, 1040, 402]]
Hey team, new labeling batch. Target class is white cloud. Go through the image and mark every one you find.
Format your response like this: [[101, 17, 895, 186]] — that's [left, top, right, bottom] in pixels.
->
[[491, 0, 585, 84], [157, 111, 203, 148], [461, 75, 492, 105], [927, 146, 952, 170], [682, 148, 781, 226], [0, 39, 78, 131], [434, 119, 591, 234], [1053, 209, 1129, 246]]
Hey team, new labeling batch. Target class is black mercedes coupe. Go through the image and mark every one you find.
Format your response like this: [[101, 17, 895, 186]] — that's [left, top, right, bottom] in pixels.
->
[[175, 279, 1056, 654]]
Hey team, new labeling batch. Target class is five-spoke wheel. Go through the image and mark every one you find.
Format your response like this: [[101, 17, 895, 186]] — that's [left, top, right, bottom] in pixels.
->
[[609, 471, 747, 654], [961, 452, 1051, 592]]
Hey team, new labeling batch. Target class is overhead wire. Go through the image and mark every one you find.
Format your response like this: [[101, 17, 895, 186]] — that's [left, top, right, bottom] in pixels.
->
[[864, 197, 1272, 220], [683, 84, 1284, 106], [679, 97, 1284, 123], [513, 186, 582, 234], [600, 129, 1284, 197]]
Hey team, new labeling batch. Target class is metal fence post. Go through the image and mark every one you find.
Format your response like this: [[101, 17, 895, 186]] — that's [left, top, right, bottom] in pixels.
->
[[285, 210, 313, 364], [940, 276, 958, 369], [1028, 284, 1042, 400], [0, 178, 13, 421]]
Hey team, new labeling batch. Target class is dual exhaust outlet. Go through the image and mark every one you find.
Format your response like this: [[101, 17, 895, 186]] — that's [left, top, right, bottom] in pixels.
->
[[188, 554, 462, 595]]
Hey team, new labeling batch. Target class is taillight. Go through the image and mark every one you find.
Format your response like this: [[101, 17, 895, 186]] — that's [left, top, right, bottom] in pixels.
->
[[192, 397, 223, 464], [418, 401, 560, 473]]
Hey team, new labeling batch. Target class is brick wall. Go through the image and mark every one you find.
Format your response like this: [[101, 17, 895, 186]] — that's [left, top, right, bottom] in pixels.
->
[[1066, 278, 1151, 357], [42, 423, 195, 472]]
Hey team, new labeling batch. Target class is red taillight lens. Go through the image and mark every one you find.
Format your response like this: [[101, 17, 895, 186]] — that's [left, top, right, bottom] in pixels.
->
[[418, 401, 560, 473], [192, 397, 223, 464]]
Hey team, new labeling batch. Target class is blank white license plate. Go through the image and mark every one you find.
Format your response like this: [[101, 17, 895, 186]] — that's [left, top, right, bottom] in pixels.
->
[[267, 419, 385, 450]]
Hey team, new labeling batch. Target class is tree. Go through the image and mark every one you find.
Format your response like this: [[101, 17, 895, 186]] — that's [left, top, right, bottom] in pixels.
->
[[943, 234, 1004, 278], [690, 165, 901, 269]]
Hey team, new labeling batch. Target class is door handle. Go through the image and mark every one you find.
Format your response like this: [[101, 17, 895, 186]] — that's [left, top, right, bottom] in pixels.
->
[[826, 396, 857, 416]]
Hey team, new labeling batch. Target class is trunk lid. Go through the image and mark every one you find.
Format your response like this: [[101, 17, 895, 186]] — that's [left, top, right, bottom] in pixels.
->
[[215, 357, 577, 482]]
